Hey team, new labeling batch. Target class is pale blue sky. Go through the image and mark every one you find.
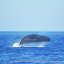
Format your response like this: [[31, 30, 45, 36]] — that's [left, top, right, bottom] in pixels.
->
[[0, 0, 64, 31]]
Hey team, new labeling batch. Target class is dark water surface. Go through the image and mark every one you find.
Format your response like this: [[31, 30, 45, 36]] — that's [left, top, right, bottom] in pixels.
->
[[0, 32, 64, 64]]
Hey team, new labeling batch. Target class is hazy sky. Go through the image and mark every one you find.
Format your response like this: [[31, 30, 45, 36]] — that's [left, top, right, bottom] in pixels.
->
[[0, 0, 64, 31]]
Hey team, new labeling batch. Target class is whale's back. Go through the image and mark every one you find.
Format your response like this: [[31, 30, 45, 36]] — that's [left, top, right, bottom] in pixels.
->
[[20, 34, 50, 44]]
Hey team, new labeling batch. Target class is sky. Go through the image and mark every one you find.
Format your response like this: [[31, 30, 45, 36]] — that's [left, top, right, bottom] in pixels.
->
[[0, 0, 64, 31]]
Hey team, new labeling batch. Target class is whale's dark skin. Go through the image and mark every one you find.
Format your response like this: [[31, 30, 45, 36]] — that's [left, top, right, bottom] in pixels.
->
[[20, 34, 50, 44]]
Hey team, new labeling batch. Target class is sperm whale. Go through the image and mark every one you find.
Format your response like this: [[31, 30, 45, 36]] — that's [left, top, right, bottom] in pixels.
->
[[20, 34, 50, 45]]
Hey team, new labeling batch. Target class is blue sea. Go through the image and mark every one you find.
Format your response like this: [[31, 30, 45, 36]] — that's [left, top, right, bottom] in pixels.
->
[[0, 31, 64, 64]]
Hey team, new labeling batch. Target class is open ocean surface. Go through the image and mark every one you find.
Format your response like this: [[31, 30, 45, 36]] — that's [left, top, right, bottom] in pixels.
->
[[0, 31, 64, 64]]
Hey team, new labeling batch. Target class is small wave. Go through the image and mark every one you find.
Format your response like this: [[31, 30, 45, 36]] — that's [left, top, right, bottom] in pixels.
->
[[12, 42, 21, 47], [12, 41, 49, 47], [38, 42, 48, 47], [12, 40, 21, 47]]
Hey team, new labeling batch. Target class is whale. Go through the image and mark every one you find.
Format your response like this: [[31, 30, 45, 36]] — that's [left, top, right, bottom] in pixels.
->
[[20, 34, 50, 45]]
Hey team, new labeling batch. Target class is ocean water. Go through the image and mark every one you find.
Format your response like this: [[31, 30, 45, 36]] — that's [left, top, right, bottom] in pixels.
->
[[0, 31, 64, 64]]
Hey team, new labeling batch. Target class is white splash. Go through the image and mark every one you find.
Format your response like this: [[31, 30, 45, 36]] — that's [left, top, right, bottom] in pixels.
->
[[12, 41, 49, 47], [38, 42, 48, 47], [12, 42, 21, 47], [12, 40, 22, 48]]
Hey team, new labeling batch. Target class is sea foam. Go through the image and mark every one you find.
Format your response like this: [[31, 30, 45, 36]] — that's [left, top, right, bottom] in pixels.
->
[[12, 41, 48, 47]]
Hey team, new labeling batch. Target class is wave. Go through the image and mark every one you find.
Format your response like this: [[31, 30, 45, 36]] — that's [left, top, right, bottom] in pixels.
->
[[12, 40, 21, 47], [12, 42, 21, 47], [12, 41, 49, 47]]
